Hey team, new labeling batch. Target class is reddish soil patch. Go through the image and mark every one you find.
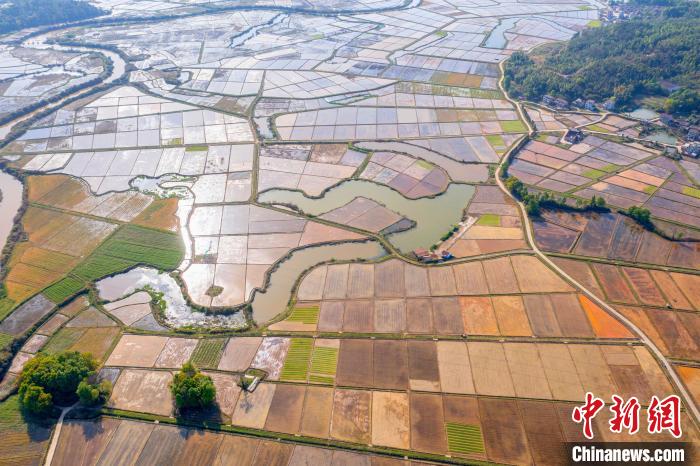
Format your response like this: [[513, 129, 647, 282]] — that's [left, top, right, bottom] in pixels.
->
[[432, 297, 464, 334], [407, 340, 440, 392], [550, 293, 594, 338], [591, 263, 637, 304], [406, 298, 433, 333], [482, 257, 519, 294], [519, 401, 567, 466], [460, 296, 498, 335], [523, 295, 562, 337], [265, 384, 306, 434], [479, 398, 532, 465], [492, 296, 531, 336]]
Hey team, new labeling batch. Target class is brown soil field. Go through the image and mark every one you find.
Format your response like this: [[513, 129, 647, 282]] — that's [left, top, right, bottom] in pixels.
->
[[331, 389, 371, 444], [437, 341, 474, 394], [460, 296, 498, 335], [520, 401, 567, 466], [523, 295, 562, 337], [551, 258, 605, 297], [407, 340, 440, 392], [491, 296, 531, 336], [404, 264, 430, 297], [231, 382, 276, 429], [205, 372, 241, 421], [431, 297, 463, 334], [677, 365, 700, 406], [373, 299, 405, 333], [633, 347, 674, 396], [297, 266, 326, 301], [406, 298, 433, 333], [96, 418, 155, 465], [135, 424, 188, 465], [374, 260, 404, 297], [347, 264, 374, 299], [644, 309, 699, 360], [299, 386, 333, 438], [621, 267, 666, 306], [479, 398, 531, 465], [175, 430, 224, 466], [482, 257, 519, 293], [511, 255, 572, 292], [26, 174, 68, 201], [106, 335, 168, 367], [669, 272, 700, 310], [288, 445, 334, 464], [591, 263, 637, 303], [109, 369, 173, 416], [53, 418, 121, 466], [409, 393, 447, 454], [427, 267, 456, 296], [37, 314, 68, 335], [214, 435, 259, 465], [649, 270, 692, 310], [537, 343, 585, 401], [59, 296, 89, 317], [250, 440, 294, 466], [264, 384, 305, 434], [318, 301, 344, 332], [608, 364, 654, 401], [550, 294, 594, 338], [533, 220, 579, 253], [218, 337, 262, 372], [467, 342, 515, 397], [133, 197, 180, 231], [452, 261, 488, 294], [66, 307, 116, 328], [371, 391, 410, 449], [342, 300, 373, 333], [618, 306, 669, 354], [567, 345, 618, 400], [323, 264, 349, 299], [504, 343, 552, 399], [336, 339, 373, 387], [373, 340, 408, 390]]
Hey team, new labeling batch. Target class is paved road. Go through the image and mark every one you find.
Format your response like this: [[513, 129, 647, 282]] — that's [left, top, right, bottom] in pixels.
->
[[495, 61, 700, 426]]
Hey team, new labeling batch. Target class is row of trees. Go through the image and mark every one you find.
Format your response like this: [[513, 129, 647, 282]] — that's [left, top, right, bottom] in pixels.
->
[[0, 0, 106, 35], [504, 0, 700, 116]]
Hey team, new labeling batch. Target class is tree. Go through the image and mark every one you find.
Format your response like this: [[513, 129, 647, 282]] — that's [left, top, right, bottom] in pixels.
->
[[19, 384, 53, 416], [77, 379, 112, 406], [665, 89, 700, 115], [170, 362, 216, 410], [626, 205, 654, 229]]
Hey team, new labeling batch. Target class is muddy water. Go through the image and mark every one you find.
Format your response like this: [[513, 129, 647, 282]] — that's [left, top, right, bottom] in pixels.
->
[[0, 170, 23, 270], [251, 240, 386, 323], [96, 267, 248, 329], [258, 180, 475, 253]]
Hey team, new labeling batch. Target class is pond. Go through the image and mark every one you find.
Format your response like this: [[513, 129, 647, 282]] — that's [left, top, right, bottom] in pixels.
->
[[258, 180, 475, 253], [626, 107, 659, 121], [643, 130, 677, 145]]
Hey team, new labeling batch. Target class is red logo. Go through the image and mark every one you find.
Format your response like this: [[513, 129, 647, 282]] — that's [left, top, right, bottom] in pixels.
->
[[572, 392, 605, 440], [648, 395, 682, 438], [609, 395, 640, 434]]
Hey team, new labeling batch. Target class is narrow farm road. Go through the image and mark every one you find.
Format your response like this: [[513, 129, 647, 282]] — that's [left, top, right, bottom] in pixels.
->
[[44, 404, 75, 466]]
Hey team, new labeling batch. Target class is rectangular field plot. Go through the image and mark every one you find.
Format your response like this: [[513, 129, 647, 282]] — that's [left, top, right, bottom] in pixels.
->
[[279, 338, 313, 382], [189, 338, 226, 369]]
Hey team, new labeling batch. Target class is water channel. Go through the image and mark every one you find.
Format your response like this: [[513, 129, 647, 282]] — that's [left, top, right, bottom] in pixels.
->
[[0, 170, 23, 273], [258, 180, 475, 253]]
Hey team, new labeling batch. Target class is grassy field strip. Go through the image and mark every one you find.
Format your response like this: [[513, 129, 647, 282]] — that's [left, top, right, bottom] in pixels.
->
[[286, 306, 319, 325], [189, 338, 226, 369], [445, 422, 485, 454], [279, 338, 313, 382]]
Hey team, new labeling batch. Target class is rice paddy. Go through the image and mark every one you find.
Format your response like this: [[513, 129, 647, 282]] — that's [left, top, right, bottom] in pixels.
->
[[189, 338, 226, 369], [279, 338, 313, 382]]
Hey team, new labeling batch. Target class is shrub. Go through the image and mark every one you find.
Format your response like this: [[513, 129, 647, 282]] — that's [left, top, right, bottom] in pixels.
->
[[18, 352, 98, 414], [170, 362, 216, 410], [626, 205, 654, 229]]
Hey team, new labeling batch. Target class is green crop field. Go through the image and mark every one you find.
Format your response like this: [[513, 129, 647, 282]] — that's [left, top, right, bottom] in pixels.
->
[[445, 422, 485, 454], [43, 276, 85, 304], [287, 306, 319, 325], [499, 120, 527, 133], [683, 186, 700, 199], [189, 338, 226, 369], [0, 298, 15, 321], [72, 225, 183, 282], [582, 168, 605, 180], [310, 346, 338, 375], [0, 396, 53, 464], [0, 332, 13, 349], [279, 338, 313, 382], [476, 214, 500, 227]]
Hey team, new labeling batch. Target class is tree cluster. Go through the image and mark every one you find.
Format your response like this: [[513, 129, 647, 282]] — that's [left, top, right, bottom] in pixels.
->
[[505, 176, 607, 216], [170, 362, 216, 410], [18, 352, 110, 415], [504, 0, 700, 116]]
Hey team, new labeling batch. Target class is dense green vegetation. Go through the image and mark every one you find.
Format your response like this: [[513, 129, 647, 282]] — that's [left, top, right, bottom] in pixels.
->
[[170, 362, 216, 410], [625, 205, 654, 229], [504, 0, 700, 116], [76, 378, 111, 406], [189, 338, 226, 370], [0, 0, 106, 35], [72, 225, 184, 282], [18, 352, 97, 415], [504, 176, 607, 215]]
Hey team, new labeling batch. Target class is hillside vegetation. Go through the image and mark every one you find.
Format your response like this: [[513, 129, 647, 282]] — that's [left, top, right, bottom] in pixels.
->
[[504, 0, 700, 116], [0, 0, 105, 34]]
